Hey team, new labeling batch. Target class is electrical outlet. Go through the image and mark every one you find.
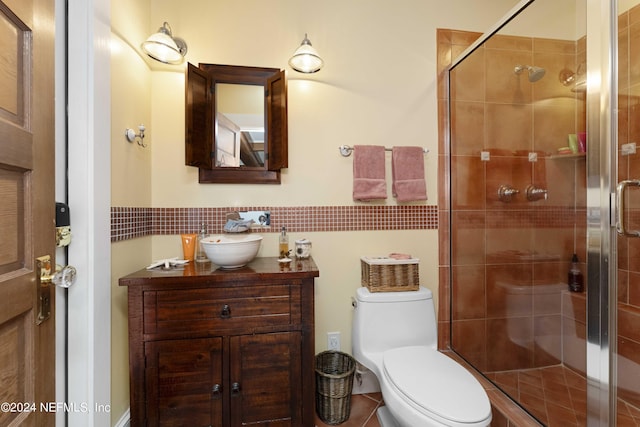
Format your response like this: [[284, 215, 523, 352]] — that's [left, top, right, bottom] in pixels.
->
[[327, 332, 341, 351]]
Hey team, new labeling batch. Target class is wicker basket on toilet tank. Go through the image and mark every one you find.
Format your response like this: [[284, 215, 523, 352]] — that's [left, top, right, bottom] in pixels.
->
[[360, 256, 419, 292]]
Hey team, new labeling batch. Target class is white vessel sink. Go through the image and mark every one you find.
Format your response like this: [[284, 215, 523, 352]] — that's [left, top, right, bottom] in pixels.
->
[[201, 234, 263, 269]]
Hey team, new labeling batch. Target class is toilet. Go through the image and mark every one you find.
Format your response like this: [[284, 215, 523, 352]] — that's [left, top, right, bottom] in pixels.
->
[[352, 287, 492, 427]]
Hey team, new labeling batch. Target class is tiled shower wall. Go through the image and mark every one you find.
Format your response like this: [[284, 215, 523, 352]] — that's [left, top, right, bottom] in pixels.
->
[[437, 27, 587, 374], [110, 205, 439, 242]]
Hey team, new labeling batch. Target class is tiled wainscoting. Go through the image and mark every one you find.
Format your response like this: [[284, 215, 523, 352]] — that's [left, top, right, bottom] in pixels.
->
[[110, 205, 439, 241]]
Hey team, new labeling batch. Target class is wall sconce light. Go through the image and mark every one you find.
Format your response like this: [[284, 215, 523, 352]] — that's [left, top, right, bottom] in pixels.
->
[[125, 124, 147, 147], [141, 22, 188, 64], [288, 33, 323, 74]]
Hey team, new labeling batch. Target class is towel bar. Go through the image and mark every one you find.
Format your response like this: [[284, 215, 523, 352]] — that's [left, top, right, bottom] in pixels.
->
[[338, 145, 429, 157]]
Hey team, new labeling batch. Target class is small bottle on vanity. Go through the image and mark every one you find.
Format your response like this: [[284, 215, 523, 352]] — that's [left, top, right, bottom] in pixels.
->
[[279, 226, 289, 259]]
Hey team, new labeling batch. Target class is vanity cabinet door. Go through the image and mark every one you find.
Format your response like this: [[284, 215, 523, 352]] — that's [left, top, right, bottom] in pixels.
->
[[229, 332, 303, 427], [145, 337, 224, 427]]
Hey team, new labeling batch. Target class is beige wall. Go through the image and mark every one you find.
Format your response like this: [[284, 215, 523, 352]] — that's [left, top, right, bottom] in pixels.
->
[[110, 0, 521, 424], [110, 0, 152, 423]]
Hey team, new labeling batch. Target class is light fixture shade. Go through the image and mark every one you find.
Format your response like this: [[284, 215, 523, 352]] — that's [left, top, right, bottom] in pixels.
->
[[141, 22, 187, 65], [289, 34, 323, 73]]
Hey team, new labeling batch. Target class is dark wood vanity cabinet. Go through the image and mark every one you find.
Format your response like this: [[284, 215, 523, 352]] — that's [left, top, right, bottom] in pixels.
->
[[120, 257, 319, 427]]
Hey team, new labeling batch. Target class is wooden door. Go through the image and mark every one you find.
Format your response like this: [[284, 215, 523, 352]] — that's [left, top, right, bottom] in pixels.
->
[[0, 0, 56, 426], [230, 332, 302, 427]]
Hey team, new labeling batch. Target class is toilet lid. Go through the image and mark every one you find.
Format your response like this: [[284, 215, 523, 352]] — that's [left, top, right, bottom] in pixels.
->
[[383, 346, 491, 424]]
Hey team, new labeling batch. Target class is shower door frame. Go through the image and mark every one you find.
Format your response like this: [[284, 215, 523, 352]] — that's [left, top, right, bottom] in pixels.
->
[[446, 0, 617, 425], [585, 0, 615, 425]]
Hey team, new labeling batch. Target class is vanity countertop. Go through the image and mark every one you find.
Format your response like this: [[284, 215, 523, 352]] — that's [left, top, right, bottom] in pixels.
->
[[119, 256, 319, 288]]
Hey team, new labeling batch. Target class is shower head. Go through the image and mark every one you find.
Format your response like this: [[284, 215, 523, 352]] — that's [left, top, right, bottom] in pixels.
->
[[514, 65, 546, 82]]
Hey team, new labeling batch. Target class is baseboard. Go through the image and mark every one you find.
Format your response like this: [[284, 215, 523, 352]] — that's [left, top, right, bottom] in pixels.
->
[[113, 408, 130, 427]]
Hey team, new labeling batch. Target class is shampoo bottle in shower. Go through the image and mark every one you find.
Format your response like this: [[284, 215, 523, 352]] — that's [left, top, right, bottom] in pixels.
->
[[568, 253, 583, 292], [279, 226, 289, 259]]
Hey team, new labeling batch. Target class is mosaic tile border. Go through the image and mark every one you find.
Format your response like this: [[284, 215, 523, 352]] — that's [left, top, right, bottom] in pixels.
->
[[111, 205, 439, 242]]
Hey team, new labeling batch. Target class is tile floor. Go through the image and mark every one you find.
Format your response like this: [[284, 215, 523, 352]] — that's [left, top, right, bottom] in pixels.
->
[[487, 365, 587, 426], [315, 393, 383, 427], [316, 364, 640, 427], [487, 364, 640, 427]]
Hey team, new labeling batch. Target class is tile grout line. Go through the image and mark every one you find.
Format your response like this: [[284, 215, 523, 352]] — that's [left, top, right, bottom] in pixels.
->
[[361, 402, 383, 426]]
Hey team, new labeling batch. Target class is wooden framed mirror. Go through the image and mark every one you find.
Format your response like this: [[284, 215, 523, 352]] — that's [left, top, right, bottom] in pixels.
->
[[185, 63, 288, 184]]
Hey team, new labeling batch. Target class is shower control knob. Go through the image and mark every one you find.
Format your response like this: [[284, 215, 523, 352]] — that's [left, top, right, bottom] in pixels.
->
[[525, 185, 548, 201], [498, 185, 519, 202]]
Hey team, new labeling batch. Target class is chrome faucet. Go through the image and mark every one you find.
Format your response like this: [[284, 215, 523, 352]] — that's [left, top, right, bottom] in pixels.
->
[[498, 185, 519, 202], [525, 185, 548, 201]]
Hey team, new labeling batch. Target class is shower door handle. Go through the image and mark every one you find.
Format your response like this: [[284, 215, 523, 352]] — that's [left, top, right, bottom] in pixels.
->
[[616, 180, 640, 237]]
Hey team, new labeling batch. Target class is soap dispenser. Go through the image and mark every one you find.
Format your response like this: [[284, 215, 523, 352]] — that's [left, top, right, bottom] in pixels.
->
[[568, 253, 583, 292], [279, 226, 289, 259], [195, 222, 209, 263]]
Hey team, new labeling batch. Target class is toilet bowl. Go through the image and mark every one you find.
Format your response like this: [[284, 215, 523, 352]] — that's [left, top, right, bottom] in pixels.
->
[[352, 287, 492, 427]]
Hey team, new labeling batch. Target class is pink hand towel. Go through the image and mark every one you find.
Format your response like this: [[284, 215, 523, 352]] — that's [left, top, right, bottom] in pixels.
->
[[392, 146, 427, 202], [353, 145, 387, 201]]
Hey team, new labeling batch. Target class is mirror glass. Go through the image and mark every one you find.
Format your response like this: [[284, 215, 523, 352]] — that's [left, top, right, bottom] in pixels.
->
[[215, 83, 265, 168]]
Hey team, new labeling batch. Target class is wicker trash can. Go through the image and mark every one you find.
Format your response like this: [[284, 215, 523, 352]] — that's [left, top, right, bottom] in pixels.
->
[[315, 351, 356, 425]]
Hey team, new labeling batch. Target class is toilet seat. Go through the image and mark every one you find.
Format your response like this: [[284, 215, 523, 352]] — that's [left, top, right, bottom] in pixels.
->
[[382, 346, 491, 425]]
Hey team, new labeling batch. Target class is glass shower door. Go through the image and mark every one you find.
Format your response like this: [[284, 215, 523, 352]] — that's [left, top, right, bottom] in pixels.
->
[[444, 0, 640, 425], [612, 1, 640, 424], [447, 0, 591, 424]]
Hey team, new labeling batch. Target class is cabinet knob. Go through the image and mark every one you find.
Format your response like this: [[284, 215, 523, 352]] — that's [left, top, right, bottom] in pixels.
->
[[211, 384, 221, 399], [231, 382, 241, 395], [220, 304, 231, 318]]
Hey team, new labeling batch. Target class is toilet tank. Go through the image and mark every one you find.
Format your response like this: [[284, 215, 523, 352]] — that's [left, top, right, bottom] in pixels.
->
[[352, 286, 437, 358]]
